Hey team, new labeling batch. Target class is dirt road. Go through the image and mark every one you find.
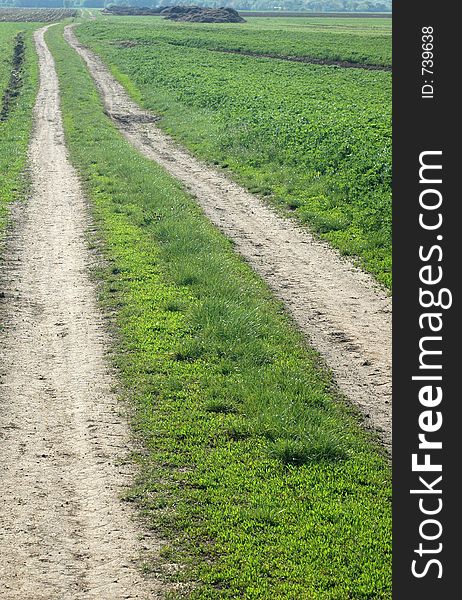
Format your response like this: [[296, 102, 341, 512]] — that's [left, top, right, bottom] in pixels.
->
[[0, 27, 162, 599], [65, 25, 392, 450]]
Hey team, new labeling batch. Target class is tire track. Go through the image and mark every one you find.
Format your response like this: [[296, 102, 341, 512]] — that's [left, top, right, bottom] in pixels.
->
[[64, 25, 392, 451], [0, 26, 164, 599]]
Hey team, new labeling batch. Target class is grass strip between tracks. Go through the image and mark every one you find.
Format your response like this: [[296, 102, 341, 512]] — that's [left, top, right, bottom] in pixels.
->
[[0, 23, 39, 237], [47, 24, 391, 599]]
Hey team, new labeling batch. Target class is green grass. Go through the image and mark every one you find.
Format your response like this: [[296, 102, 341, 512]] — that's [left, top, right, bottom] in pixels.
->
[[0, 22, 39, 237], [93, 15, 392, 66], [47, 24, 391, 598], [75, 19, 392, 288]]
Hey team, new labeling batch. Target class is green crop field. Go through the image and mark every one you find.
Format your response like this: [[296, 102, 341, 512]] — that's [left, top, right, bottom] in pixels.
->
[[76, 16, 392, 288], [0, 22, 38, 236], [46, 16, 392, 598], [91, 15, 391, 66]]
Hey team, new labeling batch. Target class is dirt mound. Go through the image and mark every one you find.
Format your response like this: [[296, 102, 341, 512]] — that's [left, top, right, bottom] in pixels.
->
[[161, 6, 246, 23]]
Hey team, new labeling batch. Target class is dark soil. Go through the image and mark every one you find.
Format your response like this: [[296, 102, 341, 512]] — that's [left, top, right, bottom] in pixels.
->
[[161, 6, 246, 23], [241, 11, 391, 18], [0, 33, 25, 122], [216, 47, 391, 71]]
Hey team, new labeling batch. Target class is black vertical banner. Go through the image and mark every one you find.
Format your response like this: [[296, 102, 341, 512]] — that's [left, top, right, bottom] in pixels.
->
[[393, 2, 460, 598]]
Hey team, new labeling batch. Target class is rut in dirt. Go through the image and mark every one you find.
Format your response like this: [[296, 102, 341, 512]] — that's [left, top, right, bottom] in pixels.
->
[[0, 27, 164, 599], [65, 25, 392, 451], [191, 47, 392, 71], [0, 33, 25, 122]]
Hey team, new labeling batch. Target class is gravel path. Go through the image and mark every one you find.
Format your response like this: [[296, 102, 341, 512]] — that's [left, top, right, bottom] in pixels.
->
[[65, 25, 392, 450], [0, 26, 163, 599]]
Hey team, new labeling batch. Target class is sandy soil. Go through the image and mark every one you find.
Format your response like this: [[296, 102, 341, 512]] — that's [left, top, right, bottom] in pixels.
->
[[65, 26, 392, 451], [0, 27, 164, 599]]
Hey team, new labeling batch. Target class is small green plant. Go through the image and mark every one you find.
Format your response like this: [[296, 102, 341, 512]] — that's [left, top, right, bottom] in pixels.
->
[[269, 436, 347, 467]]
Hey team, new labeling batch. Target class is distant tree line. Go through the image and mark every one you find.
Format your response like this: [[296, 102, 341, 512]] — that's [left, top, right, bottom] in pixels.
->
[[0, 0, 392, 12]]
